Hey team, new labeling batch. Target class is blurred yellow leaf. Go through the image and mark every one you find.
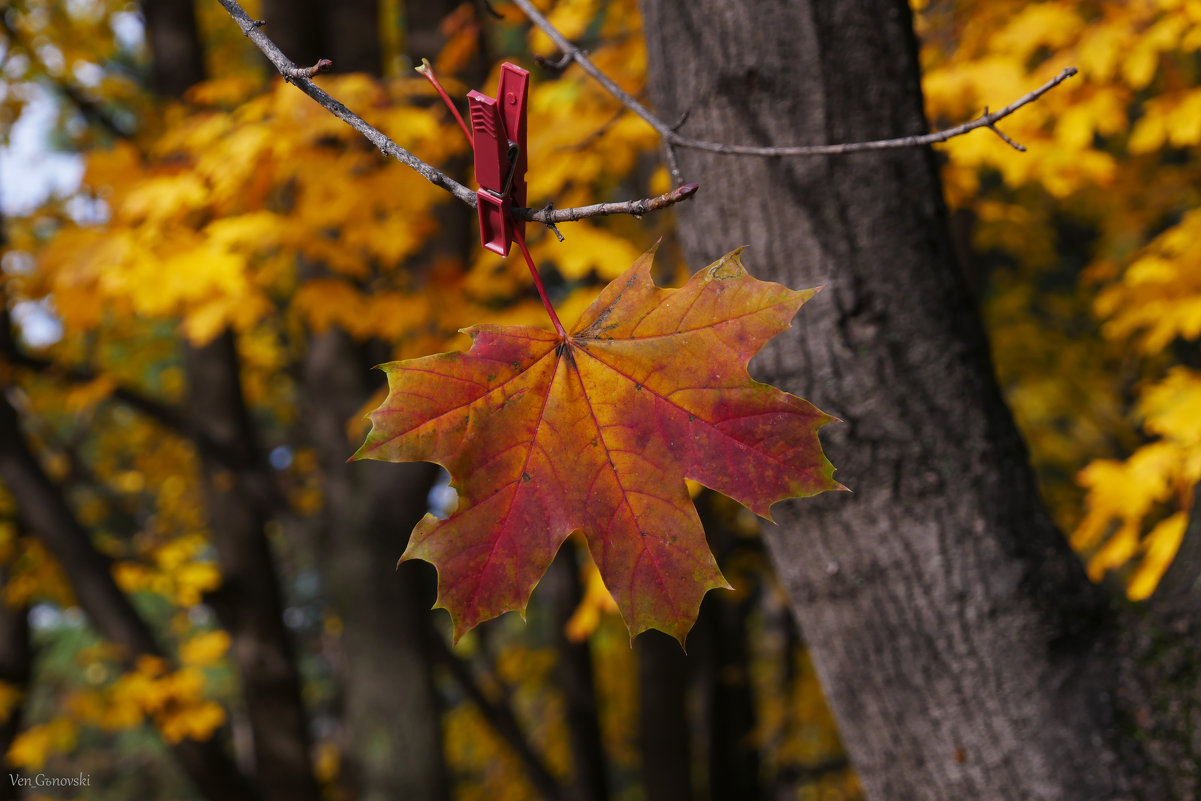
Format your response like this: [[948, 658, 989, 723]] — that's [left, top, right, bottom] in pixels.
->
[[180, 630, 232, 667]]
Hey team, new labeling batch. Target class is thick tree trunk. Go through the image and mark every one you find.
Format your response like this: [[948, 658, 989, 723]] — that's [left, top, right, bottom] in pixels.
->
[[639, 1, 1153, 798]]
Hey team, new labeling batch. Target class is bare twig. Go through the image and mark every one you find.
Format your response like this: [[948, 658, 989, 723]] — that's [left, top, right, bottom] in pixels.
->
[[540, 205, 566, 242], [535, 51, 574, 74], [216, 0, 696, 227], [508, 0, 1078, 158]]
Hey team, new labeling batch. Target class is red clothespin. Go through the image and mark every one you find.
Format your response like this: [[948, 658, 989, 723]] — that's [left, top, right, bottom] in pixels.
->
[[467, 63, 529, 256]]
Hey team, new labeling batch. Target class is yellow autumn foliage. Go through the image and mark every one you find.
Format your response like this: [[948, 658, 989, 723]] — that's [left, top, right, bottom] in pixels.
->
[[7, 719, 77, 771], [179, 631, 231, 667]]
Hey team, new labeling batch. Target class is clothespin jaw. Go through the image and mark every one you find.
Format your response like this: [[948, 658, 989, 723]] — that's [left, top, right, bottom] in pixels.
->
[[468, 63, 529, 256]]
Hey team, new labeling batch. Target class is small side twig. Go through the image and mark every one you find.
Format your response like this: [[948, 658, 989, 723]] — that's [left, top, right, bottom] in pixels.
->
[[509, 0, 1078, 158], [982, 107, 1026, 151], [535, 51, 575, 75], [540, 205, 566, 241], [282, 58, 333, 80]]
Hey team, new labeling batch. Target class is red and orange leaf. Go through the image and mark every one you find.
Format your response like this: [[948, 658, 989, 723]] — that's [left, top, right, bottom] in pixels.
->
[[354, 248, 840, 643]]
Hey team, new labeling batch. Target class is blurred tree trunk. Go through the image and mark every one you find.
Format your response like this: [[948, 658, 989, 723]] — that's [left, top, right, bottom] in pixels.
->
[[692, 495, 760, 801], [302, 330, 450, 801], [326, 0, 382, 73], [184, 334, 320, 801], [639, 0, 1191, 798], [260, 0, 325, 67], [141, 4, 320, 801], [544, 549, 609, 801], [0, 227, 28, 800], [293, 3, 456, 800], [636, 631, 691, 801], [141, 0, 205, 97]]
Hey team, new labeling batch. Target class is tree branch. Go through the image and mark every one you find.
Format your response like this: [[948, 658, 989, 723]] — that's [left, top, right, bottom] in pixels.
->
[[509, 0, 1077, 159], [216, 0, 696, 227]]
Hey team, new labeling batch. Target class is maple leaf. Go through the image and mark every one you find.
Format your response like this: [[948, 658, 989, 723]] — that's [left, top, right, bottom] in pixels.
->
[[354, 248, 841, 643]]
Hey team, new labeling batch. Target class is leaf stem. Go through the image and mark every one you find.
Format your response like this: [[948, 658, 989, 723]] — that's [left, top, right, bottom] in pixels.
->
[[416, 59, 473, 144], [514, 226, 568, 338]]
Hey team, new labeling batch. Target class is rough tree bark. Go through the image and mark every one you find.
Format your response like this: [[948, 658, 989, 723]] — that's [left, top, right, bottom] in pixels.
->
[[639, 0, 1194, 798]]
